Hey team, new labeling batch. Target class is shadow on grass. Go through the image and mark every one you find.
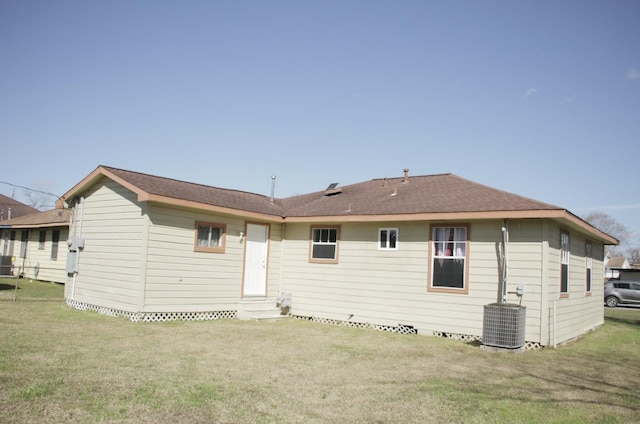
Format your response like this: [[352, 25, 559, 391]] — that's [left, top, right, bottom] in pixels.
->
[[0, 283, 18, 291], [605, 315, 640, 327]]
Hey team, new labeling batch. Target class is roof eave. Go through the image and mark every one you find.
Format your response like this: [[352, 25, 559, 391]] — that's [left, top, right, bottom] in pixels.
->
[[146, 194, 284, 223], [282, 209, 619, 245], [61, 166, 149, 205]]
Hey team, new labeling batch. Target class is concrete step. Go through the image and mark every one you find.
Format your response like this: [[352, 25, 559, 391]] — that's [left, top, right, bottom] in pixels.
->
[[237, 299, 287, 321]]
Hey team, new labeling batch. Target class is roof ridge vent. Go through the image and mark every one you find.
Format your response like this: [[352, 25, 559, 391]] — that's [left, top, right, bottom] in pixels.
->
[[324, 183, 342, 196]]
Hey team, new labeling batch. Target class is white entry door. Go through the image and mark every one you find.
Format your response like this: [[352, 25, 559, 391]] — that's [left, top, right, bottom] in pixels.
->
[[242, 223, 269, 297]]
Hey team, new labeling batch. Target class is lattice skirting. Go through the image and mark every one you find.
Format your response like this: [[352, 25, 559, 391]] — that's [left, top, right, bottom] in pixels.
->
[[290, 315, 418, 335], [433, 331, 542, 351], [66, 299, 236, 323], [292, 315, 544, 350]]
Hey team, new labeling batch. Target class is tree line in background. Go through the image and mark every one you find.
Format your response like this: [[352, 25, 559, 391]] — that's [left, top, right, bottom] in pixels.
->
[[583, 211, 639, 265]]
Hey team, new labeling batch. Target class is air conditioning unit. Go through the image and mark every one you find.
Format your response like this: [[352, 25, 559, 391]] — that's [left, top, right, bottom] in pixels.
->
[[482, 303, 526, 349], [0, 256, 12, 276]]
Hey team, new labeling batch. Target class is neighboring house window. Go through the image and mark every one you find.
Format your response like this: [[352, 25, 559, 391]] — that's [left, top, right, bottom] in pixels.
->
[[51, 230, 60, 260], [429, 225, 469, 293], [560, 230, 570, 295], [194, 222, 226, 253], [379, 228, 398, 250], [39, 230, 47, 250], [585, 240, 592, 293], [19, 230, 29, 258], [9, 231, 15, 256], [310, 226, 340, 263]]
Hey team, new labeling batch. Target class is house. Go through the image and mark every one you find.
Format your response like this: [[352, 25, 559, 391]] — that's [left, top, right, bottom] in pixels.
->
[[604, 255, 630, 280], [59, 165, 617, 348], [0, 208, 71, 282], [0, 194, 39, 222]]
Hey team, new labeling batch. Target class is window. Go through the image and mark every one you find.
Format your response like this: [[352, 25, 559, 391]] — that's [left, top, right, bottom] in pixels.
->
[[39, 231, 47, 250], [585, 240, 592, 293], [8, 231, 15, 256], [560, 230, 570, 295], [51, 230, 60, 260], [194, 222, 226, 253], [19, 230, 29, 258], [310, 226, 340, 263], [429, 225, 469, 292], [379, 228, 398, 250], [2, 230, 8, 256]]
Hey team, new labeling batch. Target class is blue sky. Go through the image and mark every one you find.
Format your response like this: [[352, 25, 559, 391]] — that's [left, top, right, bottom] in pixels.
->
[[1, 1, 639, 246]]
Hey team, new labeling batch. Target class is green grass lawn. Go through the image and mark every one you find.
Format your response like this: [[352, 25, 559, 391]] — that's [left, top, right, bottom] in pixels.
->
[[1, 278, 639, 423]]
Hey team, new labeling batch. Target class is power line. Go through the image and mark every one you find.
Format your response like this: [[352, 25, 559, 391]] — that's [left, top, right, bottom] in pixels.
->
[[0, 181, 61, 201]]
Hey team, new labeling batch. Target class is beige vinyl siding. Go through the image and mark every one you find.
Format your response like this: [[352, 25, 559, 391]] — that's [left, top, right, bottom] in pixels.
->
[[282, 219, 568, 344], [4, 227, 69, 283], [65, 179, 145, 311], [543, 223, 605, 345], [266, 224, 282, 300], [143, 205, 245, 312], [502, 219, 546, 344], [28, 228, 68, 283], [282, 221, 529, 338], [142, 205, 283, 312]]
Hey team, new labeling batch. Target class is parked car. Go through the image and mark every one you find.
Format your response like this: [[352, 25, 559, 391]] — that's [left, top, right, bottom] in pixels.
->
[[604, 280, 640, 307]]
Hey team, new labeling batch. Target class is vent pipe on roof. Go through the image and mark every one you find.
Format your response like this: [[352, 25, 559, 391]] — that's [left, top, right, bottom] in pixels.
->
[[403, 168, 409, 183], [270, 176, 276, 203], [382, 178, 388, 187]]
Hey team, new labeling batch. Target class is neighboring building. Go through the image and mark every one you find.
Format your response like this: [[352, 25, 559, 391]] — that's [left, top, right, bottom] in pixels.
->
[[0, 194, 39, 222], [605, 256, 631, 280], [618, 269, 640, 282], [59, 165, 617, 348], [0, 208, 71, 282]]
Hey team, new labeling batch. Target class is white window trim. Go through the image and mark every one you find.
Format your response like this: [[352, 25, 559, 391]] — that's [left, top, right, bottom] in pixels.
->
[[560, 230, 570, 295], [428, 224, 469, 294], [378, 228, 399, 250], [309, 226, 340, 263]]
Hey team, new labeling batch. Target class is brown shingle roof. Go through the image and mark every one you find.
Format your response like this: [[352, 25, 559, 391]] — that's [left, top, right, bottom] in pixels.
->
[[0, 194, 39, 221], [103, 166, 285, 217], [60, 166, 617, 244], [281, 173, 562, 217], [0, 208, 71, 228], [605, 256, 629, 269]]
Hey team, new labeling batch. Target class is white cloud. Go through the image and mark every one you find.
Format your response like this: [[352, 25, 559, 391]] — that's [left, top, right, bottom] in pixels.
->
[[626, 69, 640, 80], [523, 88, 538, 99], [562, 93, 576, 104]]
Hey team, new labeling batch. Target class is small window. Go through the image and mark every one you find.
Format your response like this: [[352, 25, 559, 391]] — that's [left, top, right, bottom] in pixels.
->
[[194, 222, 226, 253], [310, 226, 340, 263], [560, 231, 570, 295], [19, 230, 29, 259], [379, 228, 398, 250], [8, 231, 16, 256], [585, 241, 592, 293], [51, 230, 60, 260], [38, 231, 47, 250], [429, 225, 469, 293]]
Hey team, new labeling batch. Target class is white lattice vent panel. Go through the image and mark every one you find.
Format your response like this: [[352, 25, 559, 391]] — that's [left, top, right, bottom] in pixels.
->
[[290, 315, 418, 335], [66, 300, 236, 322], [433, 331, 481, 343]]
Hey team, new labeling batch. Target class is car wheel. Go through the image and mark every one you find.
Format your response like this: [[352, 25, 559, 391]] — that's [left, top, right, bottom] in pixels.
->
[[605, 296, 619, 308]]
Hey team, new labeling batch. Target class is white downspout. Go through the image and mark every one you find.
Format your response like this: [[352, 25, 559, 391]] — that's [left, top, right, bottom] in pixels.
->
[[70, 197, 84, 300], [501, 219, 509, 304]]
